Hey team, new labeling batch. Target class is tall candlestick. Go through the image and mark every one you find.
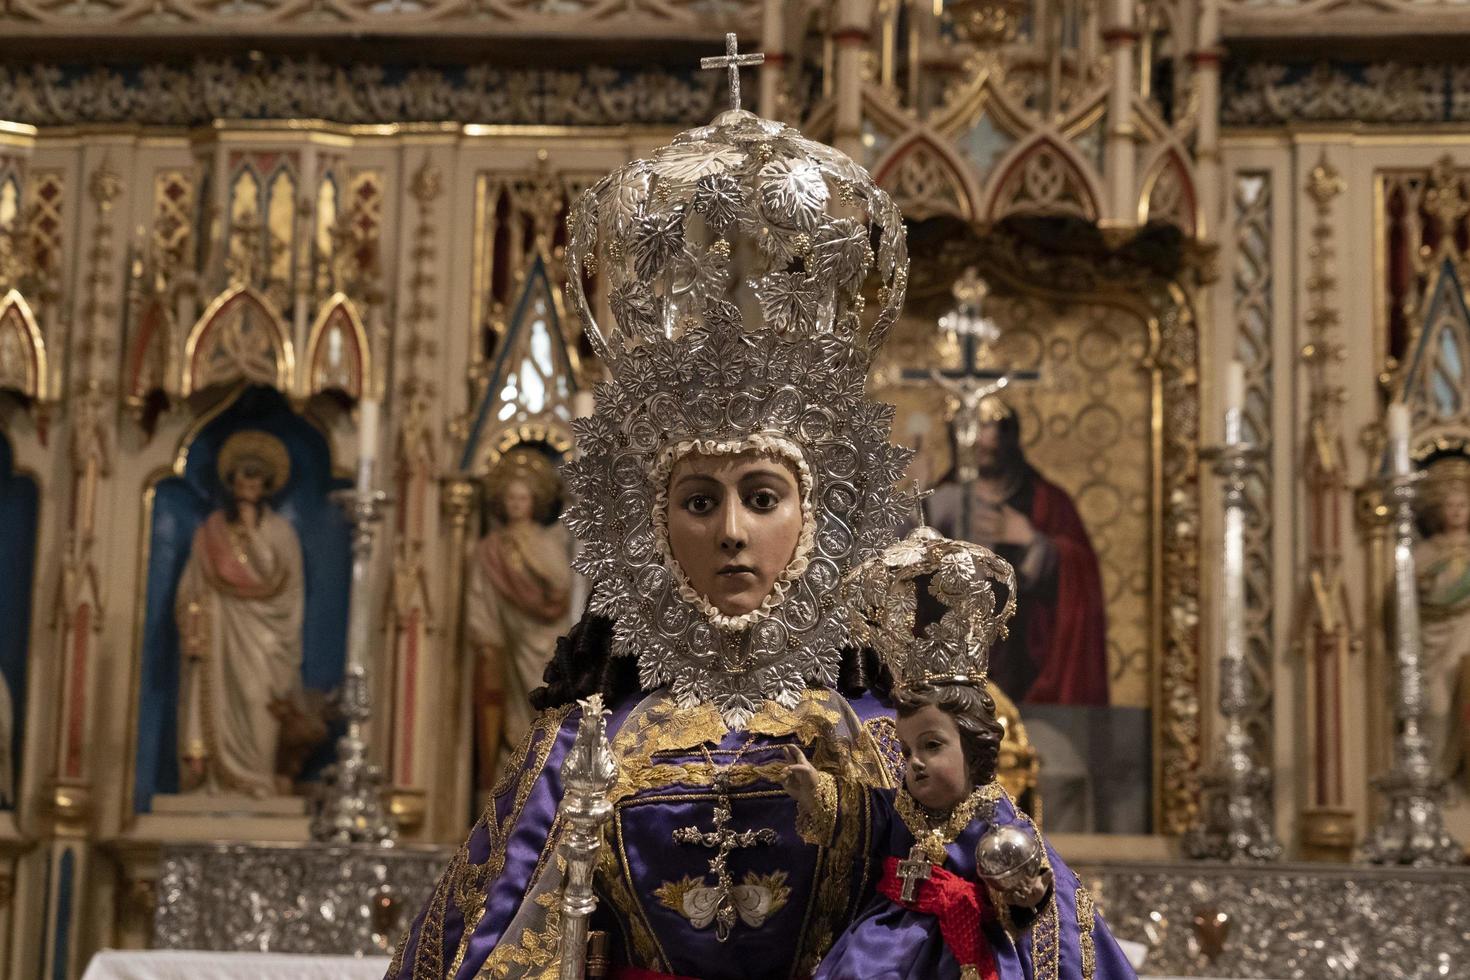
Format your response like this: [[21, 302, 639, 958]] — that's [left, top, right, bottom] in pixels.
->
[[1359, 403, 1462, 865], [1224, 360, 1245, 446], [357, 399, 380, 494], [1388, 402, 1411, 476]]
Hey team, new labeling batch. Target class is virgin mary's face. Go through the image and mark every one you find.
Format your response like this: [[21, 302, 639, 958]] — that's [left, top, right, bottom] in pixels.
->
[[666, 451, 805, 617]]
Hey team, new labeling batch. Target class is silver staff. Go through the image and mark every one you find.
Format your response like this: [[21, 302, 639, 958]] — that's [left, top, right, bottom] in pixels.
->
[[558, 694, 619, 980], [1184, 391, 1280, 861], [1359, 411, 1461, 865]]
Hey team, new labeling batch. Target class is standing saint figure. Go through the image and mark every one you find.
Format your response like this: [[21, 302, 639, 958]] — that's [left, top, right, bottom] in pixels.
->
[[464, 448, 572, 791], [928, 402, 1109, 706], [175, 430, 305, 798], [1416, 455, 1470, 789]]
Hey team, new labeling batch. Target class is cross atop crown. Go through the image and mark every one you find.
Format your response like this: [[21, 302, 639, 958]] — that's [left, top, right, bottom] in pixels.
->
[[701, 32, 765, 112]]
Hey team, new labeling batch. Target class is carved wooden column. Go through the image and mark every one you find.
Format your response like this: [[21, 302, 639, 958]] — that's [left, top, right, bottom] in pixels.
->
[[42, 152, 122, 980], [386, 156, 447, 838], [758, 0, 786, 120], [832, 0, 872, 159], [1297, 155, 1357, 861], [1192, 0, 1223, 237], [434, 476, 478, 838], [1102, 0, 1137, 225]]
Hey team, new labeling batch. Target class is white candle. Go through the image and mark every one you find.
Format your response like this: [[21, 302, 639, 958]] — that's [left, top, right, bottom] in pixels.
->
[[572, 390, 595, 419], [1224, 360, 1245, 445], [1388, 402, 1411, 475], [358, 399, 380, 463]]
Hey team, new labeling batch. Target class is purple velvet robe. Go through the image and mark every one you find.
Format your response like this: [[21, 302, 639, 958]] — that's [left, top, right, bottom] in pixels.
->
[[814, 790, 1138, 980], [386, 690, 897, 980]]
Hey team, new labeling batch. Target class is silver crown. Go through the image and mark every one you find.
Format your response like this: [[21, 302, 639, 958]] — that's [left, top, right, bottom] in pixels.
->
[[565, 107, 908, 366], [560, 48, 915, 726], [843, 527, 1017, 691]]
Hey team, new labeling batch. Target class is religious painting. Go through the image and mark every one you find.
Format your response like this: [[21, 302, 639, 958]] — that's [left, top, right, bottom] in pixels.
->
[[0, 429, 37, 810], [888, 294, 1156, 834], [131, 385, 352, 813]]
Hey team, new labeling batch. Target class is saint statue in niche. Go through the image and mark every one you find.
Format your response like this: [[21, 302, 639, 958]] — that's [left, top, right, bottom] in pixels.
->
[[464, 447, 572, 791], [175, 430, 307, 798], [1416, 455, 1470, 790]]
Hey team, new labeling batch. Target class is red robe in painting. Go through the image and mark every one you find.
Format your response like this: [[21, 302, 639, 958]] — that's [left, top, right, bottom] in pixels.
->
[[1020, 474, 1110, 706]]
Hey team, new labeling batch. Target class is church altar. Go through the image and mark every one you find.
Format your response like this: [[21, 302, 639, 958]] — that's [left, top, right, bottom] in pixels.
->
[[152, 843, 445, 955], [81, 950, 389, 980], [83, 950, 1254, 980], [147, 839, 1463, 979]]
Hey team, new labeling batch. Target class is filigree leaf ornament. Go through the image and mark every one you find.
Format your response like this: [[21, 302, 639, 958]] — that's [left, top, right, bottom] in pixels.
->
[[692, 173, 747, 233], [632, 209, 687, 280], [759, 157, 830, 232], [753, 272, 820, 335], [808, 217, 873, 295]]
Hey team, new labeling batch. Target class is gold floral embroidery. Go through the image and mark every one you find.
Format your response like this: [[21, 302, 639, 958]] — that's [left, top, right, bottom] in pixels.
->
[[478, 889, 563, 978], [443, 705, 573, 980], [599, 820, 665, 970], [793, 773, 868, 975], [794, 770, 837, 845], [1076, 885, 1097, 980]]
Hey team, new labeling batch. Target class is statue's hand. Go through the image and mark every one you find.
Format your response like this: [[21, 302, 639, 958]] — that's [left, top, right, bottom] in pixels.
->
[[994, 864, 1053, 909], [779, 744, 821, 812]]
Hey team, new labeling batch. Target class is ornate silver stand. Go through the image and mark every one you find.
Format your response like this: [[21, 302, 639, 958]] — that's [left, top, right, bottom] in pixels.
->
[[557, 694, 618, 980], [312, 479, 397, 845], [1358, 461, 1462, 866], [1185, 413, 1281, 861]]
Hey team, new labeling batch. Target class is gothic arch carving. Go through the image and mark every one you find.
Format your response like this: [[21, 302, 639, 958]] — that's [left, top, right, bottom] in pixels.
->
[[124, 296, 171, 418], [1398, 257, 1470, 450], [301, 292, 370, 402], [182, 284, 294, 398], [1138, 148, 1199, 236], [985, 136, 1101, 222], [0, 289, 48, 403], [874, 135, 979, 221]]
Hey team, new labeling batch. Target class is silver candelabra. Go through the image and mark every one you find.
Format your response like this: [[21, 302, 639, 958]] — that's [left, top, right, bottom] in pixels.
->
[[312, 468, 397, 846], [1185, 406, 1281, 862], [1358, 453, 1462, 865]]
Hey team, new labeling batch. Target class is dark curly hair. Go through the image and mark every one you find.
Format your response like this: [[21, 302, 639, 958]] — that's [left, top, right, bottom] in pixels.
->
[[530, 608, 889, 711], [891, 682, 1003, 787]]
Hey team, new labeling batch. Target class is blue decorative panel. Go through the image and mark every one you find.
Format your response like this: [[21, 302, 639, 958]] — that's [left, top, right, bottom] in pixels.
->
[[0, 429, 37, 810], [133, 386, 351, 812]]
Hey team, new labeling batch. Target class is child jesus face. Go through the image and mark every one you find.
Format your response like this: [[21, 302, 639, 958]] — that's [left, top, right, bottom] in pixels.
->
[[896, 703, 972, 812]]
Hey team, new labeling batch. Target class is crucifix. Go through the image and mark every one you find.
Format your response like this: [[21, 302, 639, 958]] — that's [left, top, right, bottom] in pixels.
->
[[901, 267, 1040, 540], [895, 842, 934, 903], [672, 768, 778, 941], [700, 31, 764, 113]]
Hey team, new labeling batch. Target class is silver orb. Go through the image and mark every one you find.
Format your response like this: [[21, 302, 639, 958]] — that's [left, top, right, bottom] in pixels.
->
[[975, 824, 1041, 881]]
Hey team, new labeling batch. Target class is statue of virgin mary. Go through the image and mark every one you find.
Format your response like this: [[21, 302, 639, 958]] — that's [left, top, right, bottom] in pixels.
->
[[388, 78, 1131, 980]]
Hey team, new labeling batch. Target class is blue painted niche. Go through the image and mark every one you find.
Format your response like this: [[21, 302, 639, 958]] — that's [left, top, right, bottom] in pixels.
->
[[132, 386, 352, 812], [0, 428, 37, 809]]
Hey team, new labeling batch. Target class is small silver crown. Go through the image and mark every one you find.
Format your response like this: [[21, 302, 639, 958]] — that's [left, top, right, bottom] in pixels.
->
[[843, 526, 1017, 690], [564, 104, 908, 368]]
